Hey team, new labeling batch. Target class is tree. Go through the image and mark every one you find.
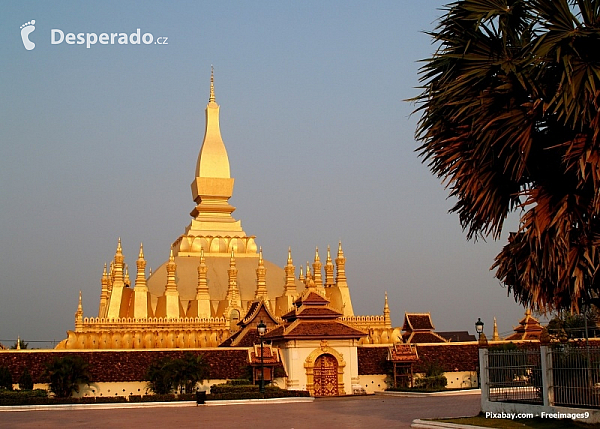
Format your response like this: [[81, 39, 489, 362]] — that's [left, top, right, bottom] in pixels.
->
[[146, 356, 174, 395], [146, 353, 210, 395], [413, 0, 600, 312], [44, 356, 91, 398], [0, 366, 13, 390], [10, 339, 28, 350], [18, 367, 34, 390], [547, 307, 599, 338]]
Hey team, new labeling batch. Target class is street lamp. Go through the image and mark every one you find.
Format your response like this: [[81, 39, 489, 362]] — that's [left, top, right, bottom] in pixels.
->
[[257, 319, 267, 393], [475, 318, 484, 339]]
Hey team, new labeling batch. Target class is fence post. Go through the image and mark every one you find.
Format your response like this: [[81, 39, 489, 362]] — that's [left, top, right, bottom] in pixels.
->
[[479, 347, 489, 407], [540, 345, 554, 407]]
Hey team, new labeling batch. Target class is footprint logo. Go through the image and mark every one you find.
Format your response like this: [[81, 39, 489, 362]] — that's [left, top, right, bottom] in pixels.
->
[[20, 20, 36, 51]]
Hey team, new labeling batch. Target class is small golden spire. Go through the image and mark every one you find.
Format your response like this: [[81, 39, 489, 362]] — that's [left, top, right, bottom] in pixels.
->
[[383, 292, 391, 327], [138, 243, 144, 259], [169, 249, 175, 262], [259, 246, 263, 264], [314, 247, 320, 262], [124, 265, 131, 287], [209, 65, 215, 102], [16, 335, 21, 350], [288, 246, 292, 264], [492, 317, 501, 341], [117, 237, 122, 253], [326, 245, 332, 262]]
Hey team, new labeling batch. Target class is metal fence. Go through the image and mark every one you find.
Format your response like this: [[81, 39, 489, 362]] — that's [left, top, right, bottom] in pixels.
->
[[552, 344, 600, 408], [487, 348, 543, 404]]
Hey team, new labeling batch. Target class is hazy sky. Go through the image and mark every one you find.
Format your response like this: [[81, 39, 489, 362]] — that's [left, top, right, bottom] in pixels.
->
[[0, 1, 533, 348]]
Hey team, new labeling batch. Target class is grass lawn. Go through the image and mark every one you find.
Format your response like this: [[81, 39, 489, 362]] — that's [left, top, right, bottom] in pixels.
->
[[436, 413, 600, 428]]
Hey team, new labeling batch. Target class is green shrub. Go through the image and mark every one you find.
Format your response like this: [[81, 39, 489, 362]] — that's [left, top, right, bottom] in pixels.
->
[[140, 393, 176, 402], [207, 385, 309, 400], [0, 366, 13, 390], [94, 396, 127, 403], [415, 374, 448, 390], [0, 389, 48, 406], [210, 383, 260, 395], [18, 367, 34, 390]]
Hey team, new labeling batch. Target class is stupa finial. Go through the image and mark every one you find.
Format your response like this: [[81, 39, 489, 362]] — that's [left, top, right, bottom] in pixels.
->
[[209, 65, 215, 102]]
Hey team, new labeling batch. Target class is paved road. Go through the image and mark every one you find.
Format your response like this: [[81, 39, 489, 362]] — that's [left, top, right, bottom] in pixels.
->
[[1, 394, 481, 429]]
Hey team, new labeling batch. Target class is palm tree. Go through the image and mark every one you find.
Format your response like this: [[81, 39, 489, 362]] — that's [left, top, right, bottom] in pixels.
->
[[146, 353, 210, 395], [177, 353, 210, 394], [413, 0, 600, 312], [44, 356, 91, 398]]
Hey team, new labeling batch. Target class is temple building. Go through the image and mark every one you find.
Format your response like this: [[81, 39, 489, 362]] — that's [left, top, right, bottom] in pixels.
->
[[57, 71, 396, 350]]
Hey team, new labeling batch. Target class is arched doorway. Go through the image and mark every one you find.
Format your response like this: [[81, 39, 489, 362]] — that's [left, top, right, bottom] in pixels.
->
[[313, 354, 338, 397]]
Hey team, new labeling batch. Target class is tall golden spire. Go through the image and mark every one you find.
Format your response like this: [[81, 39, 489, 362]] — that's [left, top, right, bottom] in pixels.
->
[[165, 249, 177, 293], [114, 237, 124, 284], [493, 317, 501, 341], [383, 292, 391, 327], [226, 251, 241, 306], [335, 241, 346, 286], [99, 263, 109, 318], [255, 247, 268, 301], [197, 247, 209, 299], [175, 68, 253, 258], [324, 245, 335, 287], [132, 243, 151, 319], [284, 247, 297, 295], [312, 247, 323, 289], [75, 290, 84, 331], [135, 243, 147, 291]]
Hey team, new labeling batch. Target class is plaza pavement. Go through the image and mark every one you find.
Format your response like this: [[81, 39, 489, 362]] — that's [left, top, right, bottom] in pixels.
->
[[0, 392, 481, 429]]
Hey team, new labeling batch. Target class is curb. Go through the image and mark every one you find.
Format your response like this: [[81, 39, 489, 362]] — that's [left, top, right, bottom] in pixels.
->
[[204, 397, 315, 406], [376, 389, 480, 398], [0, 401, 197, 412], [0, 397, 315, 412], [411, 418, 487, 429]]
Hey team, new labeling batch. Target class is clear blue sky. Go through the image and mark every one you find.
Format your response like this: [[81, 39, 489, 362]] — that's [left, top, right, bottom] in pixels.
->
[[0, 1, 531, 347]]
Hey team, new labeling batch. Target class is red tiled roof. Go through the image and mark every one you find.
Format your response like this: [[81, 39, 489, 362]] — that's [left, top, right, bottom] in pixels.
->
[[403, 313, 435, 331], [296, 306, 342, 318], [265, 320, 366, 340], [295, 291, 329, 305], [403, 332, 447, 344], [437, 331, 477, 342], [249, 345, 280, 365], [388, 344, 419, 362]]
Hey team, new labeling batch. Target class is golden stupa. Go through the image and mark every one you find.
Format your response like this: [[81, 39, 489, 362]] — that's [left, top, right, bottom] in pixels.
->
[[58, 70, 396, 350]]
